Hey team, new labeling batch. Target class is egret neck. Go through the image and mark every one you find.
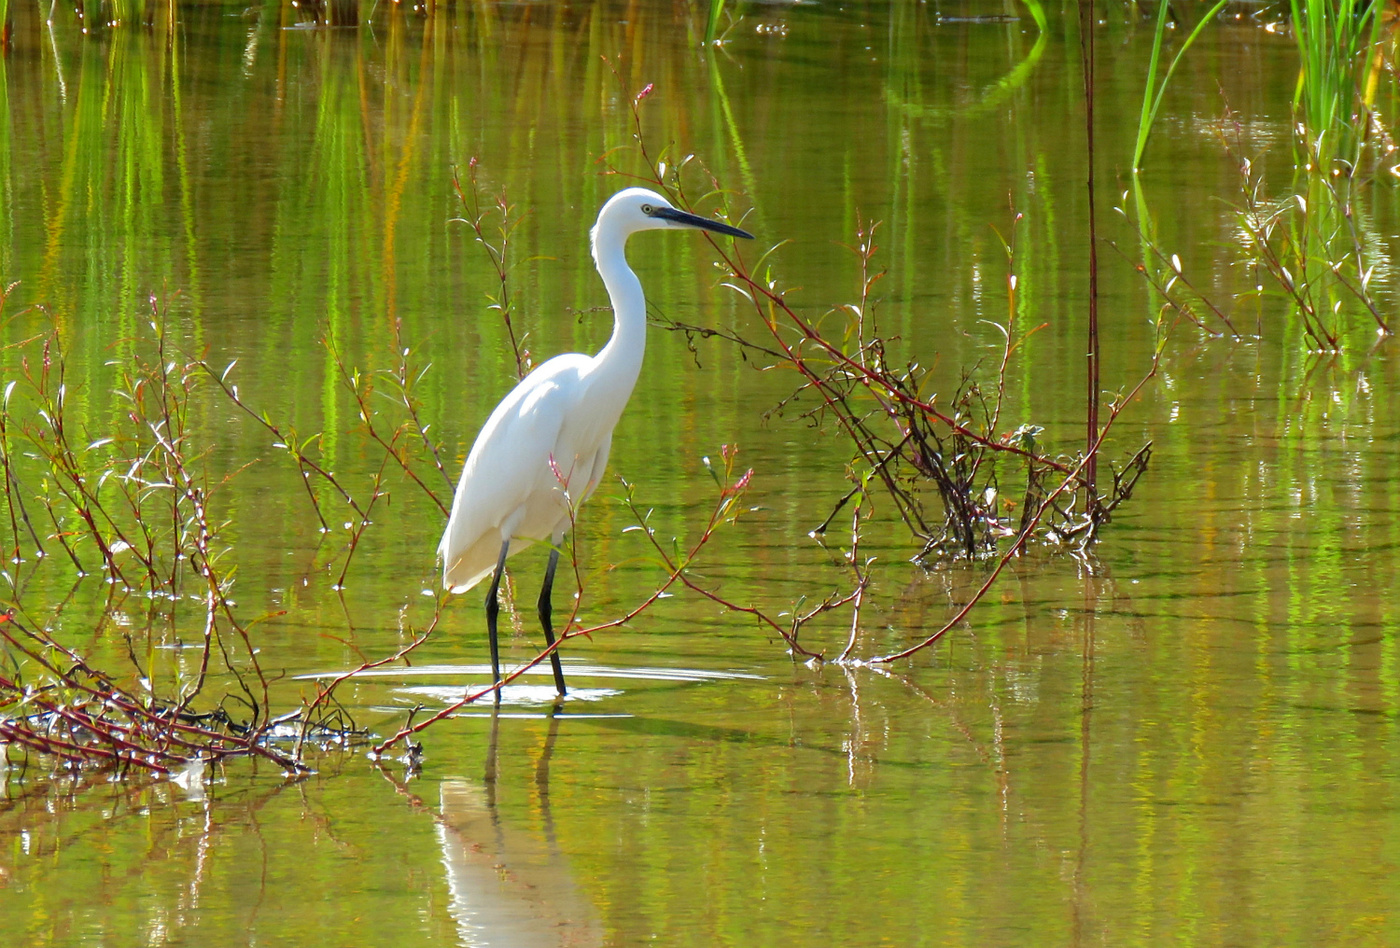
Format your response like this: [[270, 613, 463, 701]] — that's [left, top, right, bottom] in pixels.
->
[[589, 225, 648, 408]]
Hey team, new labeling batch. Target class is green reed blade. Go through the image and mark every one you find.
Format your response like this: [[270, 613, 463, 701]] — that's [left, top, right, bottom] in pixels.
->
[[704, 0, 725, 45], [1133, 0, 1230, 173]]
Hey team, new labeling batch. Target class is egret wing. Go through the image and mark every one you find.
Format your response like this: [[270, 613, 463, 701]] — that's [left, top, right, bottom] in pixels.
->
[[439, 357, 590, 591]]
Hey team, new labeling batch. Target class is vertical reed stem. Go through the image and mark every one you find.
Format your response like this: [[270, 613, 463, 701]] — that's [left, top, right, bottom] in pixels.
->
[[1079, 0, 1100, 519]]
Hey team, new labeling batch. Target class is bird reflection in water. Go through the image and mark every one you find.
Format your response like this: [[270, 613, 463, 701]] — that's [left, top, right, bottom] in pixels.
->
[[436, 712, 601, 948]]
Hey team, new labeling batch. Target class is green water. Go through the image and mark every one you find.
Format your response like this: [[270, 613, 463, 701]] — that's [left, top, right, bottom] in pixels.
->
[[4, 1, 1400, 944]]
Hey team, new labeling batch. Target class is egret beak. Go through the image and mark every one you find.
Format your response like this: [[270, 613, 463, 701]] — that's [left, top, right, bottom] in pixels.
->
[[652, 205, 754, 239]]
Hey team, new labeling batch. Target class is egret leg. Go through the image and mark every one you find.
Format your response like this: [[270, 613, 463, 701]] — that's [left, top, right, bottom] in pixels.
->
[[538, 547, 568, 697], [483, 538, 510, 704]]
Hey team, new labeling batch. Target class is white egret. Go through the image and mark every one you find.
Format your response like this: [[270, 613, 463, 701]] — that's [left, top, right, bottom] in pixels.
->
[[439, 187, 754, 700]]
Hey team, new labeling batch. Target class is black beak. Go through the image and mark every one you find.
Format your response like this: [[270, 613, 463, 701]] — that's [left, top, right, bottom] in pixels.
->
[[652, 205, 754, 239]]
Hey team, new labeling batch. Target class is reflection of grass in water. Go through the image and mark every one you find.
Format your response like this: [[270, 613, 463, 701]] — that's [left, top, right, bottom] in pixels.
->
[[882, 0, 1047, 124], [0, 31, 9, 279], [29, 24, 203, 450]]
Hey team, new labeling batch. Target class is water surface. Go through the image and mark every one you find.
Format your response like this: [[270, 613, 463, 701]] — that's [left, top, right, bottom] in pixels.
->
[[3, 2, 1400, 945]]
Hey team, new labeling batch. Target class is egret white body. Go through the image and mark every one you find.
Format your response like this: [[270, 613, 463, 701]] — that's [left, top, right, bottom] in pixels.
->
[[439, 187, 753, 699]]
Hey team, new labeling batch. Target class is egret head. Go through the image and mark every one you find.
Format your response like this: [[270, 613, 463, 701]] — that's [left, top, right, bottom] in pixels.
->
[[592, 188, 753, 256]]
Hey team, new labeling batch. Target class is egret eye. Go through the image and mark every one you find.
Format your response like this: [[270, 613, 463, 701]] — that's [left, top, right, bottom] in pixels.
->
[[640, 204, 655, 215]]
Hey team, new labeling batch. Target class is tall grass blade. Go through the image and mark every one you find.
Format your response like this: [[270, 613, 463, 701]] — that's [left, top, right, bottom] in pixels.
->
[[704, 0, 725, 45], [1132, 0, 1229, 172]]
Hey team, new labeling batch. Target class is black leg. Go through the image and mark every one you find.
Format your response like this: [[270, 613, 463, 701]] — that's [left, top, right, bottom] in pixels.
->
[[483, 538, 510, 704], [538, 546, 568, 696]]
